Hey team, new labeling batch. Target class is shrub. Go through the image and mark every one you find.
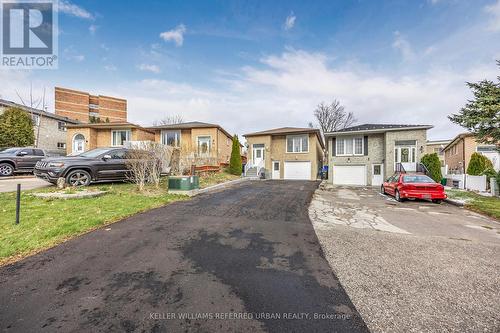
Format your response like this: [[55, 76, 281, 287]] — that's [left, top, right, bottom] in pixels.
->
[[467, 152, 493, 175], [420, 153, 442, 182], [0, 107, 35, 148], [229, 135, 242, 176]]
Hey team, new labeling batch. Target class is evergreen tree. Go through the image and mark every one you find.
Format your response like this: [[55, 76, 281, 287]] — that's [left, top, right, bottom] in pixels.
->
[[0, 107, 35, 148], [420, 153, 442, 182], [467, 152, 493, 175], [229, 135, 242, 175]]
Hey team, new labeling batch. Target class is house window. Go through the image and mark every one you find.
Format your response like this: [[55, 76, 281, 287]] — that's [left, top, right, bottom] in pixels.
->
[[477, 145, 496, 152], [161, 130, 181, 147], [57, 142, 66, 149], [58, 121, 66, 131], [287, 135, 308, 153], [31, 114, 40, 126], [336, 137, 364, 156], [89, 103, 99, 109], [111, 130, 131, 146], [198, 136, 211, 155]]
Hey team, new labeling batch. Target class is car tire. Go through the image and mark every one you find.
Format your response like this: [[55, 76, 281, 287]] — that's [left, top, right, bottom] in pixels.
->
[[432, 199, 442, 204], [381, 185, 386, 194], [0, 163, 14, 177], [395, 190, 403, 202], [66, 170, 91, 186]]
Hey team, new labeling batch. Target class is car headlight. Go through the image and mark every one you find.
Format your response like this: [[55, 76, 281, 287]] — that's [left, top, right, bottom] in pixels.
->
[[48, 162, 65, 168]]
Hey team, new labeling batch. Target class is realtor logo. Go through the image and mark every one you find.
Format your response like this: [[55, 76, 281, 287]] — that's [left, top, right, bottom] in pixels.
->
[[1, 0, 58, 69]]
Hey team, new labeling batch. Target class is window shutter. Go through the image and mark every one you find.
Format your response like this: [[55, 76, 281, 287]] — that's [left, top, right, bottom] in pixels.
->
[[332, 138, 336, 156], [363, 136, 368, 156]]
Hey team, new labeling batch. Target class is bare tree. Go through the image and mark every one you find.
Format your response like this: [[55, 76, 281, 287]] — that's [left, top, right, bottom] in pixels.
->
[[312, 99, 356, 134], [153, 114, 184, 126], [125, 143, 174, 190], [15, 83, 47, 148]]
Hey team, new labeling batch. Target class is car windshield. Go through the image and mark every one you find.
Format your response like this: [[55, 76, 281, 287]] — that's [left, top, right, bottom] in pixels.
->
[[402, 175, 435, 183], [0, 148, 20, 154], [78, 148, 112, 158]]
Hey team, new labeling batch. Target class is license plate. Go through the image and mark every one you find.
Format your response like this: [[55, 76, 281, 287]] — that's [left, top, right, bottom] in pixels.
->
[[423, 194, 431, 199]]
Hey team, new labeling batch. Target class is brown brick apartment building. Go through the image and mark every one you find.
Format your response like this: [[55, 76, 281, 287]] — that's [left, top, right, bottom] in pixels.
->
[[55, 87, 127, 123]]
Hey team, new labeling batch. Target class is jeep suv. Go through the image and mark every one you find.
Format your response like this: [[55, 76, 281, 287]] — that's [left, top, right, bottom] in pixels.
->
[[0, 147, 48, 176], [34, 147, 143, 186]]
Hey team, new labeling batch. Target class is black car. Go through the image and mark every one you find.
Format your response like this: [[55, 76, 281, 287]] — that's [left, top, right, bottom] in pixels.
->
[[34, 147, 140, 186], [0, 147, 48, 177]]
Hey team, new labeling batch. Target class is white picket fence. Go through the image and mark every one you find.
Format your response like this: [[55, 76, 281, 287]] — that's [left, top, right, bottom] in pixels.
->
[[445, 174, 487, 192]]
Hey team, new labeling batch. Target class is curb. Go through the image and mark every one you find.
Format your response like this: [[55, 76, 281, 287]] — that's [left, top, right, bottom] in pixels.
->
[[444, 198, 465, 207], [169, 177, 257, 197], [0, 175, 36, 180]]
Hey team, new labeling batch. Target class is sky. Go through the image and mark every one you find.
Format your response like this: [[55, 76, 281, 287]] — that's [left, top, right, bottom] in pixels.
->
[[1, 0, 500, 141]]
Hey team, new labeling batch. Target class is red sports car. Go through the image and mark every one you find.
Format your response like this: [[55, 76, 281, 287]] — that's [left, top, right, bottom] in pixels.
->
[[381, 173, 447, 203]]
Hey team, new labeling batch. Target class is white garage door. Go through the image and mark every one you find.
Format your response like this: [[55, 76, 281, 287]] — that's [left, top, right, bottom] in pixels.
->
[[284, 161, 311, 180], [333, 165, 366, 185]]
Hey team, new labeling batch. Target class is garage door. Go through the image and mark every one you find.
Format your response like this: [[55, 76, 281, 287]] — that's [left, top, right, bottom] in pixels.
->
[[333, 165, 366, 185], [284, 161, 311, 180]]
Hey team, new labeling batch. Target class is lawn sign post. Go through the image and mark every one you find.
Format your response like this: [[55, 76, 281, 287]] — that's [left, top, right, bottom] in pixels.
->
[[16, 184, 21, 224]]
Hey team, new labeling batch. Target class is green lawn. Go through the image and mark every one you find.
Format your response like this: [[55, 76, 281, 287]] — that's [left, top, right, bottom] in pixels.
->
[[199, 170, 240, 189], [0, 182, 186, 265], [447, 189, 500, 220]]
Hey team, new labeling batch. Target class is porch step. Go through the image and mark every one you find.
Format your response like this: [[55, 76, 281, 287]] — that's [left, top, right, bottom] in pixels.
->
[[245, 167, 258, 177]]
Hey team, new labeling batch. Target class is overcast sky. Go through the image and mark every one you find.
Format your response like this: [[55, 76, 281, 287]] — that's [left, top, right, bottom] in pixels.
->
[[1, 0, 500, 140]]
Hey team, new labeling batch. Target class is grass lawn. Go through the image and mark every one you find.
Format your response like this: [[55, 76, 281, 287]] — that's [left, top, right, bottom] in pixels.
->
[[446, 189, 500, 220], [0, 182, 187, 266], [199, 170, 240, 189]]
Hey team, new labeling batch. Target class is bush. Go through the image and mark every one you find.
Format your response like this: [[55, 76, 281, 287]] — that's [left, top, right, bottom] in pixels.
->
[[0, 107, 35, 148], [420, 153, 442, 182], [467, 152, 493, 175], [481, 167, 500, 188], [229, 135, 242, 176]]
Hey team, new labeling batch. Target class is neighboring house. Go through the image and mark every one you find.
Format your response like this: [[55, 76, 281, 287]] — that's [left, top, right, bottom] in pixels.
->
[[325, 124, 432, 186], [443, 133, 500, 173], [55, 87, 127, 123], [66, 122, 154, 155], [426, 139, 451, 167], [243, 127, 325, 180], [146, 121, 237, 165], [0, 98, 79, 155]]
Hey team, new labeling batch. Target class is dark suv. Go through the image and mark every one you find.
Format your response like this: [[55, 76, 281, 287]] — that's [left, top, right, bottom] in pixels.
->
[[34, 147, 140, 186], [0, 147, 48, 177]]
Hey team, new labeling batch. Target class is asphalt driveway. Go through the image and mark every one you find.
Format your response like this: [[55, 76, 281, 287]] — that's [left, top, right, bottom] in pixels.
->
[[310, 183, 500, 332], [0, 180, 368, 333]]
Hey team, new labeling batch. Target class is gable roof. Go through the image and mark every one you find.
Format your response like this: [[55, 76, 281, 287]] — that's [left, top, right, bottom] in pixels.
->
[[325, 124, 433, 136], [67, 122, 155, 134], [442, 133, 474, 151], [147, 121, 233, 140], [243, 127, 325, 149], [0, 98, 80, 124]]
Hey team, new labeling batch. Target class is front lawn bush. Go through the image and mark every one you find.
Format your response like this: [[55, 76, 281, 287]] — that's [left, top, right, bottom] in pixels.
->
[[467, 152, 493, 175], [421, 153, 442, 182]]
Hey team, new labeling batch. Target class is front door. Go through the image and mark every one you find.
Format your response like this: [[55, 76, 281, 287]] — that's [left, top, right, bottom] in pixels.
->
[[395, 146, 416, 171], [252, 144, 264, 166], [272, 161, 280, 179], [73, 134, 86, 155], [371, 164, 384, 186]]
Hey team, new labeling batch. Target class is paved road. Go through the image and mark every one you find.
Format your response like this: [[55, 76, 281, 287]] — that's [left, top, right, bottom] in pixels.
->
[[311, 184, 500, 332], [0, 180, 368, 333], [0, 176, 51, 193]]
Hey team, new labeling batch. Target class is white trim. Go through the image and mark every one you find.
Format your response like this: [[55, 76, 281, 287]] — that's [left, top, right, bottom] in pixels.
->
[[272, 160, 280, 179], [336, 136, 364, 156], [286, 134, 309, 153], [197, 135, 212, 156], [111, 129, 131, 146], [161, 129, 181, 147], [326, 125, 433, 136], [72, 133, 86, 154]]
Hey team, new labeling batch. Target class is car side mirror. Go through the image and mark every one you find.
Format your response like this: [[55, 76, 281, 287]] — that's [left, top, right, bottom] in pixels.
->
[[102, 154, 112, 160], [17, 151, 28, 156]]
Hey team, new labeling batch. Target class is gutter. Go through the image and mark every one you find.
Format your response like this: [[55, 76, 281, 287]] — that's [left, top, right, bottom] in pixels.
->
[[325, 125, 433, 136]]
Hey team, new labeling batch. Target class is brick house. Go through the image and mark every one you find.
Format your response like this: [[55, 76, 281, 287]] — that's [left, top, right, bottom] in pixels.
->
[[146, 122, 237, 165], [0, 98, 79, 155], [325, 124, 432, 186], [243, 127, 325, 180], [66, 122, 154, 155], [426, 139, 451, 167], [55, 87, 127, 123], [443, 133, 500, 173]]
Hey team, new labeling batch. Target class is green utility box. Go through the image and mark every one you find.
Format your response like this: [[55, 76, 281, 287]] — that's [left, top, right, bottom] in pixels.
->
[[168, 175, 200, 191]]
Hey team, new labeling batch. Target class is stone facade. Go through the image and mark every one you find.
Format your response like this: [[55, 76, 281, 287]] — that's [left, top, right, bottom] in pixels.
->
[[245, 132, 324, 180], [328, 128, 428, 186], [55, 87, 127, 123]]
